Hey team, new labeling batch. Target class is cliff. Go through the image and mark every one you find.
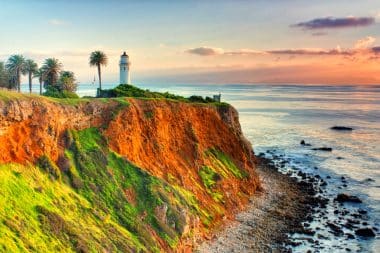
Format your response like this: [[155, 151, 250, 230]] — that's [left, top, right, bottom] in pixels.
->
[[0, 90, 260, 252]]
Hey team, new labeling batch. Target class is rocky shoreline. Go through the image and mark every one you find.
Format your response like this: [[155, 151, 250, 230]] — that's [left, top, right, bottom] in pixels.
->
[[196, 156, 328, 252], [196, 154, 378, 252]]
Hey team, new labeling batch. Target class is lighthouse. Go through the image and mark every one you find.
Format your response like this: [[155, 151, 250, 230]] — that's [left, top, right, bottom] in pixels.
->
[[119, 52, 131, 84]]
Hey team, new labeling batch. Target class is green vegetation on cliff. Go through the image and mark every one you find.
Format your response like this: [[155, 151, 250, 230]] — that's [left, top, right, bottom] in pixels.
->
[[0, 92, 254, 252], [99, 84, 229, 106], [198, 149, 249, 205], [0, 128, 222, 252]]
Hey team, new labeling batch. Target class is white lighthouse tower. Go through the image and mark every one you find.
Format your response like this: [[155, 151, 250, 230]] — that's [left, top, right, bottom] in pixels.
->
[[119, 52, 131, 84]]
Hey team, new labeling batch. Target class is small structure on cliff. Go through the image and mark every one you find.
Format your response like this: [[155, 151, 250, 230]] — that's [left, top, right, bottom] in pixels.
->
[[119, 52, 131, 84], [213, 93, 221, 102]]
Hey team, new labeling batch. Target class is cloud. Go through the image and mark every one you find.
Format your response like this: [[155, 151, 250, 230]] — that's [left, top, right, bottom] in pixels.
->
[[186, 46, 353, 57], [186, 47, 224, 56], [267, 48, 352, 56], [48, 19, 68, 26], [354, 36, 376, 49], [312, 32, 328, 36], [224, 49, 267, 56], [372, 46, 380, 54], [186, 48, 266, 56], [291, 17, 375, 30]]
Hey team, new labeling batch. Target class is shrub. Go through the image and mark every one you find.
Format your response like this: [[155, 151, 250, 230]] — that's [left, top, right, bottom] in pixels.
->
[[198, 166, 221, 190], [98, 84, 223, 105], [188, 95, 206, 103], [43, 71, 79, 98], [43, 86, 79, 98], [37, 155, 61, 180]]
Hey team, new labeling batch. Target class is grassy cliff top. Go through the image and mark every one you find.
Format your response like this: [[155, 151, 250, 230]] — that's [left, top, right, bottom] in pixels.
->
[[0, 84, 229, 107]]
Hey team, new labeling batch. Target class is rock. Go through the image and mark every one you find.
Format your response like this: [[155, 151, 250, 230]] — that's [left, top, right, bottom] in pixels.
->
[[352, 212, 364, 219], [327, 222, 344, 236], [312, 147, 332, 152], [331, 126, 353, 131], [358, 209, 367, 214], [334, 193, 362, 203], [154, 203, 168, 224], [300, 140, 311, 146], [355, 228, 376, 237], [317, 234, 328, 239], [336, 156, 344, 160], [346, 233, 355, 239], [344, 219, 360, 229], [303, 228, 315, 236]]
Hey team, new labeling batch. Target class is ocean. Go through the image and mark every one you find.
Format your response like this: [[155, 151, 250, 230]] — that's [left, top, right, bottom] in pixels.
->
[[23, 83, 380, 252]]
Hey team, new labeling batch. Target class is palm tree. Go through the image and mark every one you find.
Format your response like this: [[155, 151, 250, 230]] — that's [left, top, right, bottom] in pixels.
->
[[34, 68, 46, 95], [89, 51, 107, 91], [42, 58, 62, 90], [6, 55, 25, 92], [24, 59, 38, 93], [0, 62, 9, 88]]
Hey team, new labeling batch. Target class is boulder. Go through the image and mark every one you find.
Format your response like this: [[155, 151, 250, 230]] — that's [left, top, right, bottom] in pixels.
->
[[312, 147, 333, 152], [355, 228, 376, 237], [331, 126, 353, 131], [327, 222, 343, 236], [334, 193, 362, 203], [300, 140, 311, 146]]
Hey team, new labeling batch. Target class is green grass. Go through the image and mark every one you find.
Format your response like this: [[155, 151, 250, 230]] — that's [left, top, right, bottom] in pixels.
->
[[0, 122, 248, 251], [198, 166, 224, 203], [205, 148, 248, 179], [0, 89, 39, 102], [64, 127, 209, 250], [0, 163, 141, 252], [0, 126, 214, 252], [99, 84, 230, 106], [196, 148, 250, 206], [199, 166, 220, 189], [44, 97, 91, 105]]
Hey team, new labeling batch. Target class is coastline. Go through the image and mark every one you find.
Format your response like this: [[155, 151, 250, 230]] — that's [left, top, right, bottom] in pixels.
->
[[196, 156, 327, 252]]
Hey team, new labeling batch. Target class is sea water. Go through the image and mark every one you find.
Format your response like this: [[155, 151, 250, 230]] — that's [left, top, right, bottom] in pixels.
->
[[23, 83, 380, 252]]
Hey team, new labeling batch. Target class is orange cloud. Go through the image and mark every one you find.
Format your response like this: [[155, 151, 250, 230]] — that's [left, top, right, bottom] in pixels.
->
[[354, 36, 376, 49]]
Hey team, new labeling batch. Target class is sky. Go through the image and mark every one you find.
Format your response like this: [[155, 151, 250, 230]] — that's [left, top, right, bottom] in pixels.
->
[[1, 0, 380, 85]]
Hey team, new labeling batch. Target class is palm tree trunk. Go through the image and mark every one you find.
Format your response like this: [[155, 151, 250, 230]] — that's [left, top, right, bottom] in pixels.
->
[[97, 64, 102, 91], [40, 80, 42, 95], [17, 70, 20, 92], [29, 72, 32, 93]]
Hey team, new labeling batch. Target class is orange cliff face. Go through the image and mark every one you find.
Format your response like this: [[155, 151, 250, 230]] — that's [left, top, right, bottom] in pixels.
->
[[0, 97, 120, 164], [105, 99, 260, 220], [0, 95, 260, 249]]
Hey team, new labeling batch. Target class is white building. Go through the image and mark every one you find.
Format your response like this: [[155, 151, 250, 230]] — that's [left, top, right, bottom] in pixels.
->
[[119, 52, 131, 84]]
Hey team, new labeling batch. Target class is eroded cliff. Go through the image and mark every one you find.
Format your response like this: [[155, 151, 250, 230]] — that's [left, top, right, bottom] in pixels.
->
[[0, 91, 260, 252]]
